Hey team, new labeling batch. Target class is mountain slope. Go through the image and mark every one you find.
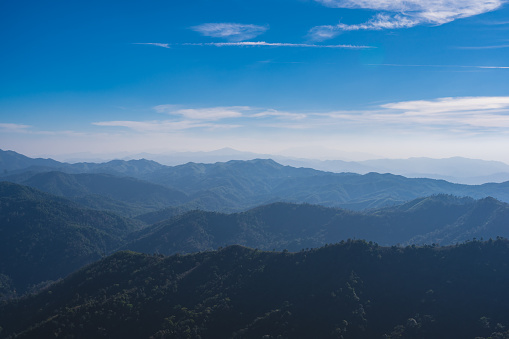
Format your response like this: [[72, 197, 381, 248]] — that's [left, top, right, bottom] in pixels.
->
[[0, 182, 144, 296], [124, 196, 509, 255], [3, 241, 509, 338], [0, 150, 63, 173], [6, 171, 189, 216]]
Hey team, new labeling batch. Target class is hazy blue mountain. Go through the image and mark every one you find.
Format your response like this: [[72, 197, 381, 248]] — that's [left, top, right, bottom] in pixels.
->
[[5, 171, 189, 216], [4, 240, 509, 338], [120, 149, 509, 184], [277, 156, 509, 184], [68, 158, 166, 177], [4, 149, 509, 212], [0, 182, 144, 297], [7, 148, 509, 186], [137, 159, 509, 210], [0, 149, 66, 175], [124, 196, 509, 255], [0, 149, 167, 178]]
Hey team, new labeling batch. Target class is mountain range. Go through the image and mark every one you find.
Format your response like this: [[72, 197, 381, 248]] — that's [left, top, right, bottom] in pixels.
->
[[3, 149, 509, 216], [5, 148, 509, 185], [2, 179, 509, 299], [98, 148, 509, 184], [2, 149, 509, 338]]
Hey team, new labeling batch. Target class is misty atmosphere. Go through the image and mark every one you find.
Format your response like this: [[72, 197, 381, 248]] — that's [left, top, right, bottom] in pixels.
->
[[2, 0, 509, 338]]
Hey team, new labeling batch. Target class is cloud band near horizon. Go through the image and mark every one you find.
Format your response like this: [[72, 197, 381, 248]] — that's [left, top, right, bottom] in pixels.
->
[[88, 96, 509, 134]]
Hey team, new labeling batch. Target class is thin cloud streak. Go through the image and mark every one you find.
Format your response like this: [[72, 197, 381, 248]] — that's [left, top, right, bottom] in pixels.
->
[[367, 63, 509, 69], [93, 120, 241, 132], [0, 123, 32, 132], [455, 44, 509, 49], [133, 41, 374, 49], [252, 109, 308, 120], [183, 41, 374, 48], [132, 43, 170, 48]]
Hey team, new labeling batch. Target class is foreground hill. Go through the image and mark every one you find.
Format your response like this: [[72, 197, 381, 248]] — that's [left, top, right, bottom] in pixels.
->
[[125, 195, 509, 255], [0, 182, 144, 297], [3, 241, 509, 338]]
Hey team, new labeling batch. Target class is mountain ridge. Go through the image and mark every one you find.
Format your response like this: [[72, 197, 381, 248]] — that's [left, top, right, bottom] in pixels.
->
[[3, 240, 509, 338]]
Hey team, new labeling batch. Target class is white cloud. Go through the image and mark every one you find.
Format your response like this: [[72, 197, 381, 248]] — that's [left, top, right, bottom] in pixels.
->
[[321, 96, 509, 130], [132, 43, 170, 48], [0, 123, 31, 132], [93, 97, 509, 141], [296, 97, 509, 132], [183, 41, 374, 48], [173, 107, 245, 120], [252, 109, 308, 120], [310, 13, 419, 39], [311, 0, 505, 39], [191, 23, 268, 42], [456, 44, 509, 50], [93, 120, 241, 132], [381, 96, 509, 114], [366, 63, 509, 69], [153, 104, 179, 113], [153, 106, 249, 120]]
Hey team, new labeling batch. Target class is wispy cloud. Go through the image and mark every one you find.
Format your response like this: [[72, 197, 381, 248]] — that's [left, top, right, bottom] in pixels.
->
[[367, 63, 509, 69], [191, 23, 268, 42], [0, 123, 32, 132], [310, 13, 419, 39], [381, 96, 509, 114], [133, 41, 374, 49], [455, 44, 509, 50], [93, 106, 251, 133], [93, 120, 241, 132], [310, 0, 505, 40], [323, 96, 509, 130], [255, 96, 509, 132], [252, 109, 308, 120], [183, 41, 374, 49], [93, 97, 509, 136], [132, 43, 170, 49], [153, 105, 249, 120]]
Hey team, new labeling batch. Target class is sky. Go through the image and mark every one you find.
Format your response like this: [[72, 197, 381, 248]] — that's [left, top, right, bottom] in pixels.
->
[[1, 0, 509, 162]]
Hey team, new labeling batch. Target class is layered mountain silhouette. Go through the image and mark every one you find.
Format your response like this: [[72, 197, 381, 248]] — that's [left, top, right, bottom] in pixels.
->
[[2, 180, 509, 299], [3, 149, 509, 214], [125, 195, 509, 255], [2, 149, 509, 338]]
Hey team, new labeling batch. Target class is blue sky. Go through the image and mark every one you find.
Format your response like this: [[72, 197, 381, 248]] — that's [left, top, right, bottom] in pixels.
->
[[1, 0, 509, 162]]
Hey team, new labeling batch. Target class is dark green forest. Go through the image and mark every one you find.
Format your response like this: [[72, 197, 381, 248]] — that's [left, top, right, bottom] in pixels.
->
[[3, 240, 509, 338]]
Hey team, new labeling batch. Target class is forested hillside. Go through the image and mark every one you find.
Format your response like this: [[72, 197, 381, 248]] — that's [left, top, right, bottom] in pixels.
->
[[2, 240, 509, 338], [0, 182, 144, 297], [125, 195, 509, 255], [3, 181, 509, 299]]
